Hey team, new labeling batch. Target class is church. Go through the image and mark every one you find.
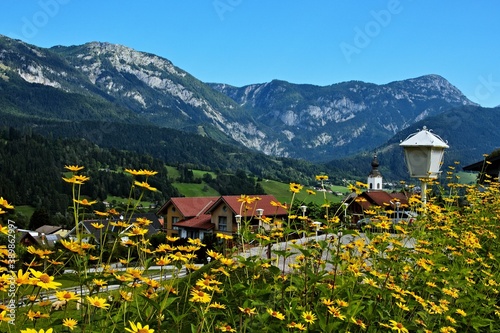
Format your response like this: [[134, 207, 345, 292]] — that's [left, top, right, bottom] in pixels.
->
[[346, 155, 410, 224]]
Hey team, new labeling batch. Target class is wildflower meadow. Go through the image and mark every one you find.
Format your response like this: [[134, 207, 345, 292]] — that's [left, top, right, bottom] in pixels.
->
[[1, 163, 499, 332]]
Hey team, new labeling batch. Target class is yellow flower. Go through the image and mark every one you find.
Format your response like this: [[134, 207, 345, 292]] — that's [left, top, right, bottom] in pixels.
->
[[238, 194, 256, 204], [217, 324, 236, 332], [389, 320, 409, 333], [134, 181, 157, 192], [91, 222, 105, 229], [80, 242, 96, 251], [287, 322, 307, 331], [396, 302, 410, 311], [166, 236, 180, 242], [135, 217, 153, 226], [73, 198, 97, 206], [327, 306, 346, 320], [216, 233, 233, 240], [0, 310, 11, 322], [63, 318, 78, 331], [155, 256, 172, 266], [207, 302, 225, 309], [270, 200, 288, 209], [86, 296, 110, 309], [94, 210, 109, 217], [315, 175, 328, 181], [30, 269, 61, 289], [111, 220, 130, 228], [21, 329, 53, 333], [61, 239, 82, 253], [189, 288, 211, 303], [187, 238, 206, 247], [55, 291, 80, 302], [267, 308, 285, 320], [301, 311, 317, 324], [120, 291, 133, 301], [92, 279, 107, 287], [307, 189, 316, 195], [65, 165, 84, 172], [125, 226, 148, 237], [206, 249, 222, 260], [140, 169, 158, 176], [125, 169, 145, 176], [238, 306, 257, 315], [169, 251, 189, 263], [356, 181, 369, 188], [289, 182, 303, 193], [62, 176, 84, 184], [321, 298, 334, 306], [125, 321, 154, 333], [351, 317, 367, 329], [456, 308, 467, 317], [0, 197, 14, 209], [219, 257, 234, 266], [27, 246, 54, 259], [13, 269, 31, 286], [26, 310, 50, 321]]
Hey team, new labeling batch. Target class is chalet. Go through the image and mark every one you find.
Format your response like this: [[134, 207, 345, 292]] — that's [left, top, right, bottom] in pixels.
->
[[205, 195, 289, 236], [17, 229, 62, 248], [346, 155, 410, 223], [156, 195, 288, 240], [463, 149, 500, 183], [156, 196, 219, 239], [35, 225, 70, 238]]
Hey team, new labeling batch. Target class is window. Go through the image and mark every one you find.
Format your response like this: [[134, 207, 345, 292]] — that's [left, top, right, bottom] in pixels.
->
[[172, 216, 179, 225], [218, 216, 227, 231]]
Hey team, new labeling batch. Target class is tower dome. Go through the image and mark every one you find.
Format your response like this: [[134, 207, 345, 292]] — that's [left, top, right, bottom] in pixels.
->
[[368, 154, 383, 190]]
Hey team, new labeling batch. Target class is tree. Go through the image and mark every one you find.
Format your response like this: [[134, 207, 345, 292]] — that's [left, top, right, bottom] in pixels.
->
[[28, 208, 50, 230]]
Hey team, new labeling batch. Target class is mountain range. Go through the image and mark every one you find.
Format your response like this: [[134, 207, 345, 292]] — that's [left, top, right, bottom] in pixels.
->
[[1, 34, 499, 178]]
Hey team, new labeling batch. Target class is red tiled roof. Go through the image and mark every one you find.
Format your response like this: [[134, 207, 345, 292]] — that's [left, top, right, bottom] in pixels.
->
[[157, 196, 219, 217], [174, 215, 214, 230], [206, 195, 288, 217], [361, 190, 409, 208]]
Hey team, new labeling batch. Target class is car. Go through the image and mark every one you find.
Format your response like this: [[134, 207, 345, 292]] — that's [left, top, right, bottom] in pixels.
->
[[356, 211, 417, 229]]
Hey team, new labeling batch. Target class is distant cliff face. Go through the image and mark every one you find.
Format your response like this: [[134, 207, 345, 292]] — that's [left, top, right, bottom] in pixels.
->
[[209, 76, 474, 160], [0, 35, 476, 162]]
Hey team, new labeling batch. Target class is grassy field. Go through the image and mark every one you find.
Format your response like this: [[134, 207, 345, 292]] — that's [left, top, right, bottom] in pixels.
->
[[173, 182, 220, 197], [258, 179, 347, 204], [15, 205, 36, 218], [455, 171, 478, 184], [165, 165, 180, 181]]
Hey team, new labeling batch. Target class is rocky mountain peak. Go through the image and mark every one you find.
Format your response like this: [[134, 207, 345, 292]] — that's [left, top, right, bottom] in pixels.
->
[[0, 35, 479, 162]]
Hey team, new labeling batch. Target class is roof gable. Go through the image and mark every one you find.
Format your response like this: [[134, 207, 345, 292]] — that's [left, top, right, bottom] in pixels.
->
[[157, 197, 219, 217], [361, 190, 409, 208], [174, 215, 214, 230], [35, 225, 63, 234]]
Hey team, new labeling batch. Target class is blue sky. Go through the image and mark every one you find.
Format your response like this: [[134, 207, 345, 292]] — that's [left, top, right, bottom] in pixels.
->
[[1, 1, 499, 107]]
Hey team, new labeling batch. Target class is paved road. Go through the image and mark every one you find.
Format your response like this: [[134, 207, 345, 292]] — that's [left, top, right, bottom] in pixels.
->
[[243, 232, 416, 272]]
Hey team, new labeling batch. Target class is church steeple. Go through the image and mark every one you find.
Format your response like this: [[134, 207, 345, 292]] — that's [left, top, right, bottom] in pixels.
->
[[368, 154, 383, 190]]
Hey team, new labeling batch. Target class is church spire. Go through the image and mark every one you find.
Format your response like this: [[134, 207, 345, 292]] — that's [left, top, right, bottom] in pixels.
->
[[368, 154, 383, 190]]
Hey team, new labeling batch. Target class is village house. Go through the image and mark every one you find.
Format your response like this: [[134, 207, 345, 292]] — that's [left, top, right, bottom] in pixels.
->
[[156, 195, 288, 240], [463, 148, 500, 183], [346, 155, 411, 224]]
